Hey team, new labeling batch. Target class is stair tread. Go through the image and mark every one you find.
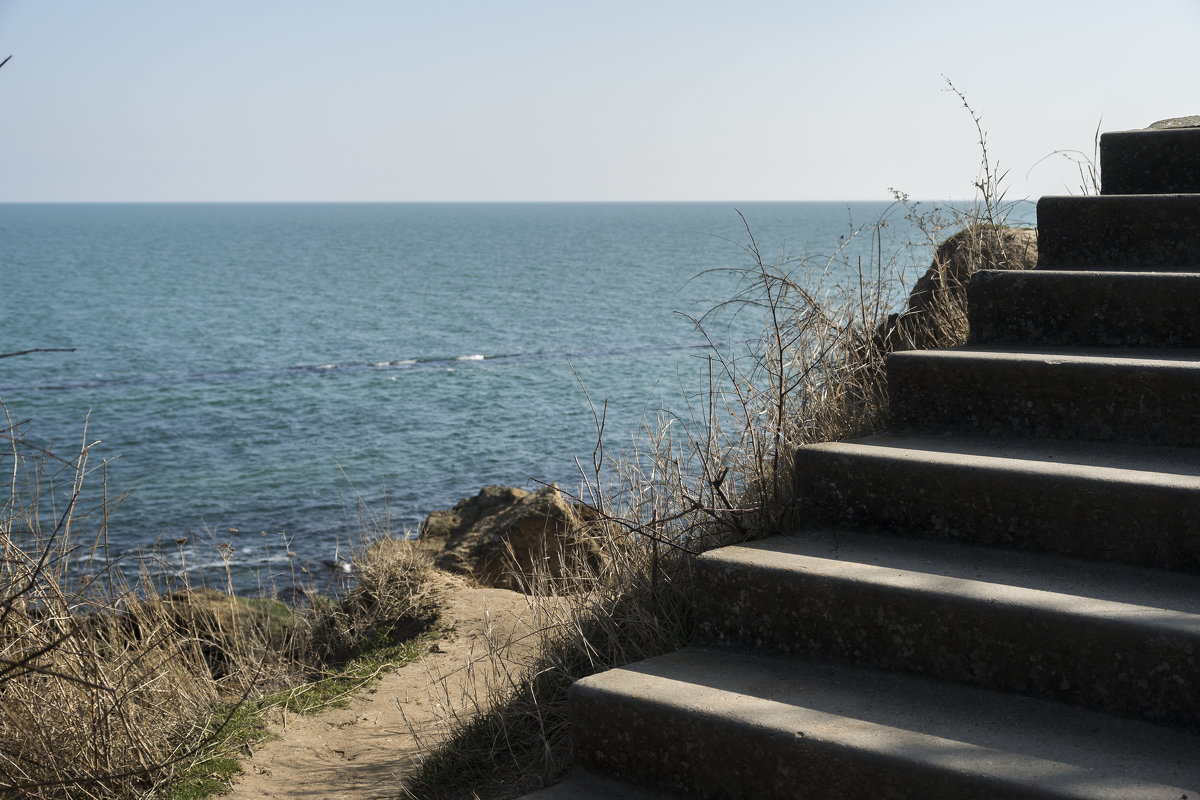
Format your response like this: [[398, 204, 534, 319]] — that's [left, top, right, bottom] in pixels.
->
[[976, 269, 1200, 278], [1100, 126, 1200, 195], [804, 433, 1200, 481], [886, 345, 1200, 445], [890, 345, 1200, 367], [709, 529, 1200, 622], [1044, 192, 1200, 200], [698, 529, 1200, 730], [578, 647, 1200, 797]]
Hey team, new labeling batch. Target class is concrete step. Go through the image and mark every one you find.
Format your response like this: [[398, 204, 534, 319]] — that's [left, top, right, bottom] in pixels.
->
[[886, 346, 1200, 446], [967, 269, 1200, 348], [1101, 124, 1200, 195], [1037, 194, 1200, 270], [695, 529, 1200, 731], [792, 434, 1200, 572], [569, 646, 1200, 799]]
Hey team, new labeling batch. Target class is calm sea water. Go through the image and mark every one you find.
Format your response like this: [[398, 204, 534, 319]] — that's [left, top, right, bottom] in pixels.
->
[[0, 201, 1031, 591]]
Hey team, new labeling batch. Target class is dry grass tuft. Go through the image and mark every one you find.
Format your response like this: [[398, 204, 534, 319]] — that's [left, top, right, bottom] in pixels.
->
[[302, 535, 438, 666], [877, 222, 1037, 353]]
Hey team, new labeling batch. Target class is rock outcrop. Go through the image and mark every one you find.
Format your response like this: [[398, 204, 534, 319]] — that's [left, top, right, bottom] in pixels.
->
[[880, 224, 1038, 351], [420, 484, 603, 591], [1149, 115, 1200, 129]]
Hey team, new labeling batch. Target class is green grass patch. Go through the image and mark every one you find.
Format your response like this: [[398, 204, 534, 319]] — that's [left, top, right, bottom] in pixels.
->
[[165, 627, 440, 800]]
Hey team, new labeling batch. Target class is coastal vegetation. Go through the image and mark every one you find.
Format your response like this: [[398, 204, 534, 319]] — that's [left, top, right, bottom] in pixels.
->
[[0, 428, 441, 799], [404, 99, 1037, 798], [1, 89, 1039, 800]]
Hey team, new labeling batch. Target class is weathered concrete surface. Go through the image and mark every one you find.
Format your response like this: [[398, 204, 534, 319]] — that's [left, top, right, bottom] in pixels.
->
[[569, 647, 1200, 799], [1037, 194, 1200, 270], [695, 529, 1200, 731], [1101, 121, 1200, 194], [967, 269, 1200, 347], [792, 434, 1200, 573], [886, 345, 1200, 445]]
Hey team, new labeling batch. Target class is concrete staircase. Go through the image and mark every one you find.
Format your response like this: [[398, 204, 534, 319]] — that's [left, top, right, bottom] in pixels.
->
[[526, 120, 1200, 799]]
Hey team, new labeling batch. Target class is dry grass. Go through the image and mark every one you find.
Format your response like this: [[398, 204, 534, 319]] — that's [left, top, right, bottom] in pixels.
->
[[405, 93, 1034, 799], [403, 212, 910, 799], [0, 411, 439, 800], [0, 422, 220, 799], [301, 535, 439, 667], [1, 82, 1037, 800]]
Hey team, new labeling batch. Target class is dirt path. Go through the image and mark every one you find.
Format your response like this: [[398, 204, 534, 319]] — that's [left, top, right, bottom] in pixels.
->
[[224, 572, 543, 800]]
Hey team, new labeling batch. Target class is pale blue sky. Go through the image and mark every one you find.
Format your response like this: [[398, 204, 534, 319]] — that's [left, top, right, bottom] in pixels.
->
[[1, 1, 1197, 202]]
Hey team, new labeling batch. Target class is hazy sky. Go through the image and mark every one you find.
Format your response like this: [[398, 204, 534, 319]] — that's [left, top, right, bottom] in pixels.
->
[[1, 1, 1197, 202]]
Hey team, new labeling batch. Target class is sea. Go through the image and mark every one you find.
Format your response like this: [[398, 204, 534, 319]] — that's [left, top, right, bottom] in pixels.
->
[[0, 201, 1033, 593]]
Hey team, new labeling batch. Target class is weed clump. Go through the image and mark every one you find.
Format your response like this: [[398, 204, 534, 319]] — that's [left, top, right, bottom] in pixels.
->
[[303, 535, 438, 665], [877, 221, 1037, 354]]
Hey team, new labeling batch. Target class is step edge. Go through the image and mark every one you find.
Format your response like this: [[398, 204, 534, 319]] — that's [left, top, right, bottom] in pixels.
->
[[888, 347, 1200, 367], [573, 648, 1200, 796], [798, 436, 1200, 484], [699, 535, 1200, 623]]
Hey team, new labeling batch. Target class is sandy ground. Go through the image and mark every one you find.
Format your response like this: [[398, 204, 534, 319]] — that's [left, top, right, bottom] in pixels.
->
[[223, 572, 546, 800]]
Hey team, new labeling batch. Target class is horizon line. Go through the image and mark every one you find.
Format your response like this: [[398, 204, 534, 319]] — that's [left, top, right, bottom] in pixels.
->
[[0, 197, 1007, 206]]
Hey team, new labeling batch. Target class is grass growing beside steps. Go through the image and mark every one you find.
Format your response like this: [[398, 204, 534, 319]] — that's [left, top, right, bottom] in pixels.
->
[[406, 91, 1036, 798], [0, 421, 442, 800], [404, 216, 1036, 799]]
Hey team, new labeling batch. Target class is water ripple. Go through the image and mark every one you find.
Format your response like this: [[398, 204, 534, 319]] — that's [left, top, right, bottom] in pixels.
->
[[0, 342, 707, 393]]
